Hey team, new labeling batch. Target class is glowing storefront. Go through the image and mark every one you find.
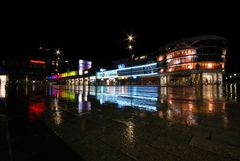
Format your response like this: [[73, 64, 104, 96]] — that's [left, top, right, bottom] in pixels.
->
[[96, 63, 159, 85], [157, 36, 226, 86]]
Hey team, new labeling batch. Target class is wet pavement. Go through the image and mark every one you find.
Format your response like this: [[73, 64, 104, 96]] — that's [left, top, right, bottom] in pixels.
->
[[5, 84, 84, 161], [3, 84, 240, 161]]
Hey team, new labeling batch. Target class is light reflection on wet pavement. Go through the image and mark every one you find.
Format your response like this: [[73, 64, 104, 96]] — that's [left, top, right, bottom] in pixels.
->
[[41, 84, 240, 161]]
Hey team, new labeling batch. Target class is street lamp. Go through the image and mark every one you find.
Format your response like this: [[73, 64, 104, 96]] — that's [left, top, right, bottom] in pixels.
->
[[38, 43, 70, 76], [56, 50, 61, 55], [128, 45, 133, 51], [54, 49, 62, 74], [126, 33, 135, 43], [126, 32, 136, 85], [126, 32, 136, 108]]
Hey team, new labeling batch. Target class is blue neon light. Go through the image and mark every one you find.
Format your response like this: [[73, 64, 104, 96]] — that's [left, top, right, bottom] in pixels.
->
[[117, 63, 157, 71], [123, 72, 158, 77]]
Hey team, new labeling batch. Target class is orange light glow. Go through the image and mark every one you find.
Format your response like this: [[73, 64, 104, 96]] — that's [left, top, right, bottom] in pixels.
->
[[158, 56, 163, 61], [166, 48, 196, 59], [208, 63, 213, 68], [30, 60, 46, 64], [187, 65, 193, 69], [208, 103, 213, 112]]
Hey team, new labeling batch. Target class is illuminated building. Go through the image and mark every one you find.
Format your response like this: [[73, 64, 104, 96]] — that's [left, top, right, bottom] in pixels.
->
[[28, 59, 47, 83], [96, 63, 159, 85], [79, 60, 92, 75], [95, 36, 226, 86], [1, 56, 47, 85], [47, 59, 94, 86], [156, 35, 226, 86], [47, 36, 227, 86]]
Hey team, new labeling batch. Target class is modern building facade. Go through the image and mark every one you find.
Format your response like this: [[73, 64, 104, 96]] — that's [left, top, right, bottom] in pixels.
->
[[156, 35, 226, 86], [96, 35, 226, 86], [48, 35, 227, 86]]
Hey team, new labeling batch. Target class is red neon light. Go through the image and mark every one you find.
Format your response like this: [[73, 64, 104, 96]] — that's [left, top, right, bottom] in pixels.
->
[[30, 60, 46, 64]]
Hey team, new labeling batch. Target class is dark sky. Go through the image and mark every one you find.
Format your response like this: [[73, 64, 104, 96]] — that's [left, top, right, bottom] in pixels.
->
[[1, 2, 239, 72]]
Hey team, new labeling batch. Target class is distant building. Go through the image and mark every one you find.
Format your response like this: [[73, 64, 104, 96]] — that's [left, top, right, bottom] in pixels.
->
[[28, 59, 47, 83], [1, 56, 47, 85]]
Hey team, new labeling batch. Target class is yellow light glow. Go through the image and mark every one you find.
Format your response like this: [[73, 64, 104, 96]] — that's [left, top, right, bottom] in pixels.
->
[[56, 50, 60, 55], [140, 56, 146, 59], [127, 33, 135, 42], [125, 32, 136, 43], [128, 45, 133, 50], [128, 35, 133, 41]]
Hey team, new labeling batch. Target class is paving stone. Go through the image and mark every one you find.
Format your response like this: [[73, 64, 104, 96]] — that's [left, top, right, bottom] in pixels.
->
[[190, 136, 240, 160]]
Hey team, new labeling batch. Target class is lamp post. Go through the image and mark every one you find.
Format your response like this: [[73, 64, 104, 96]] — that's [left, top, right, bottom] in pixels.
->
[[126, 33, 136, 108], [127, 33, 135, 86], [55, 49, 61, 75]]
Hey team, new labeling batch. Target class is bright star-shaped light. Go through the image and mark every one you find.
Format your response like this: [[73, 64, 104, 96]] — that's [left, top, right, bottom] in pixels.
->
[[128, 45, 133, 50], [56, 50, 61, 55], [126, 33, 136, 43]]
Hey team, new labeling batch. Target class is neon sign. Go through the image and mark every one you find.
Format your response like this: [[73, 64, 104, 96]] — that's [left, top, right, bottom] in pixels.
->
[[47, 70, 77, 80], [166, 49, 196, 60], [30, 60, 46, 64]]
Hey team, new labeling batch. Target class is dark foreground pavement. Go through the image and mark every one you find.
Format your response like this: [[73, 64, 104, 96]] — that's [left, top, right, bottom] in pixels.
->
[[4, 85, 84, 161], [2, 84, 240, 161]]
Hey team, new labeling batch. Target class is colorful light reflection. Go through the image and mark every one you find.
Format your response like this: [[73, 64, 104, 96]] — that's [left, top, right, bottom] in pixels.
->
[[29, 96, 45, 122]]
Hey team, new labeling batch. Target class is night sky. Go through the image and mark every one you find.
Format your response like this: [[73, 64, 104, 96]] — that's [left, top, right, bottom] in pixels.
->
[[1, 2, 239, 72]]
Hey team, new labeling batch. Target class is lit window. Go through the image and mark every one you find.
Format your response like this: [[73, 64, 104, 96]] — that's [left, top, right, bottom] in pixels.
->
[[79, 71, 83, 75], [188, 65, 193, 69], [134, 57, 139, 60], [208, 63, 213, 68], [140, 56, 146, 59], [158, 56, 163, 61]]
